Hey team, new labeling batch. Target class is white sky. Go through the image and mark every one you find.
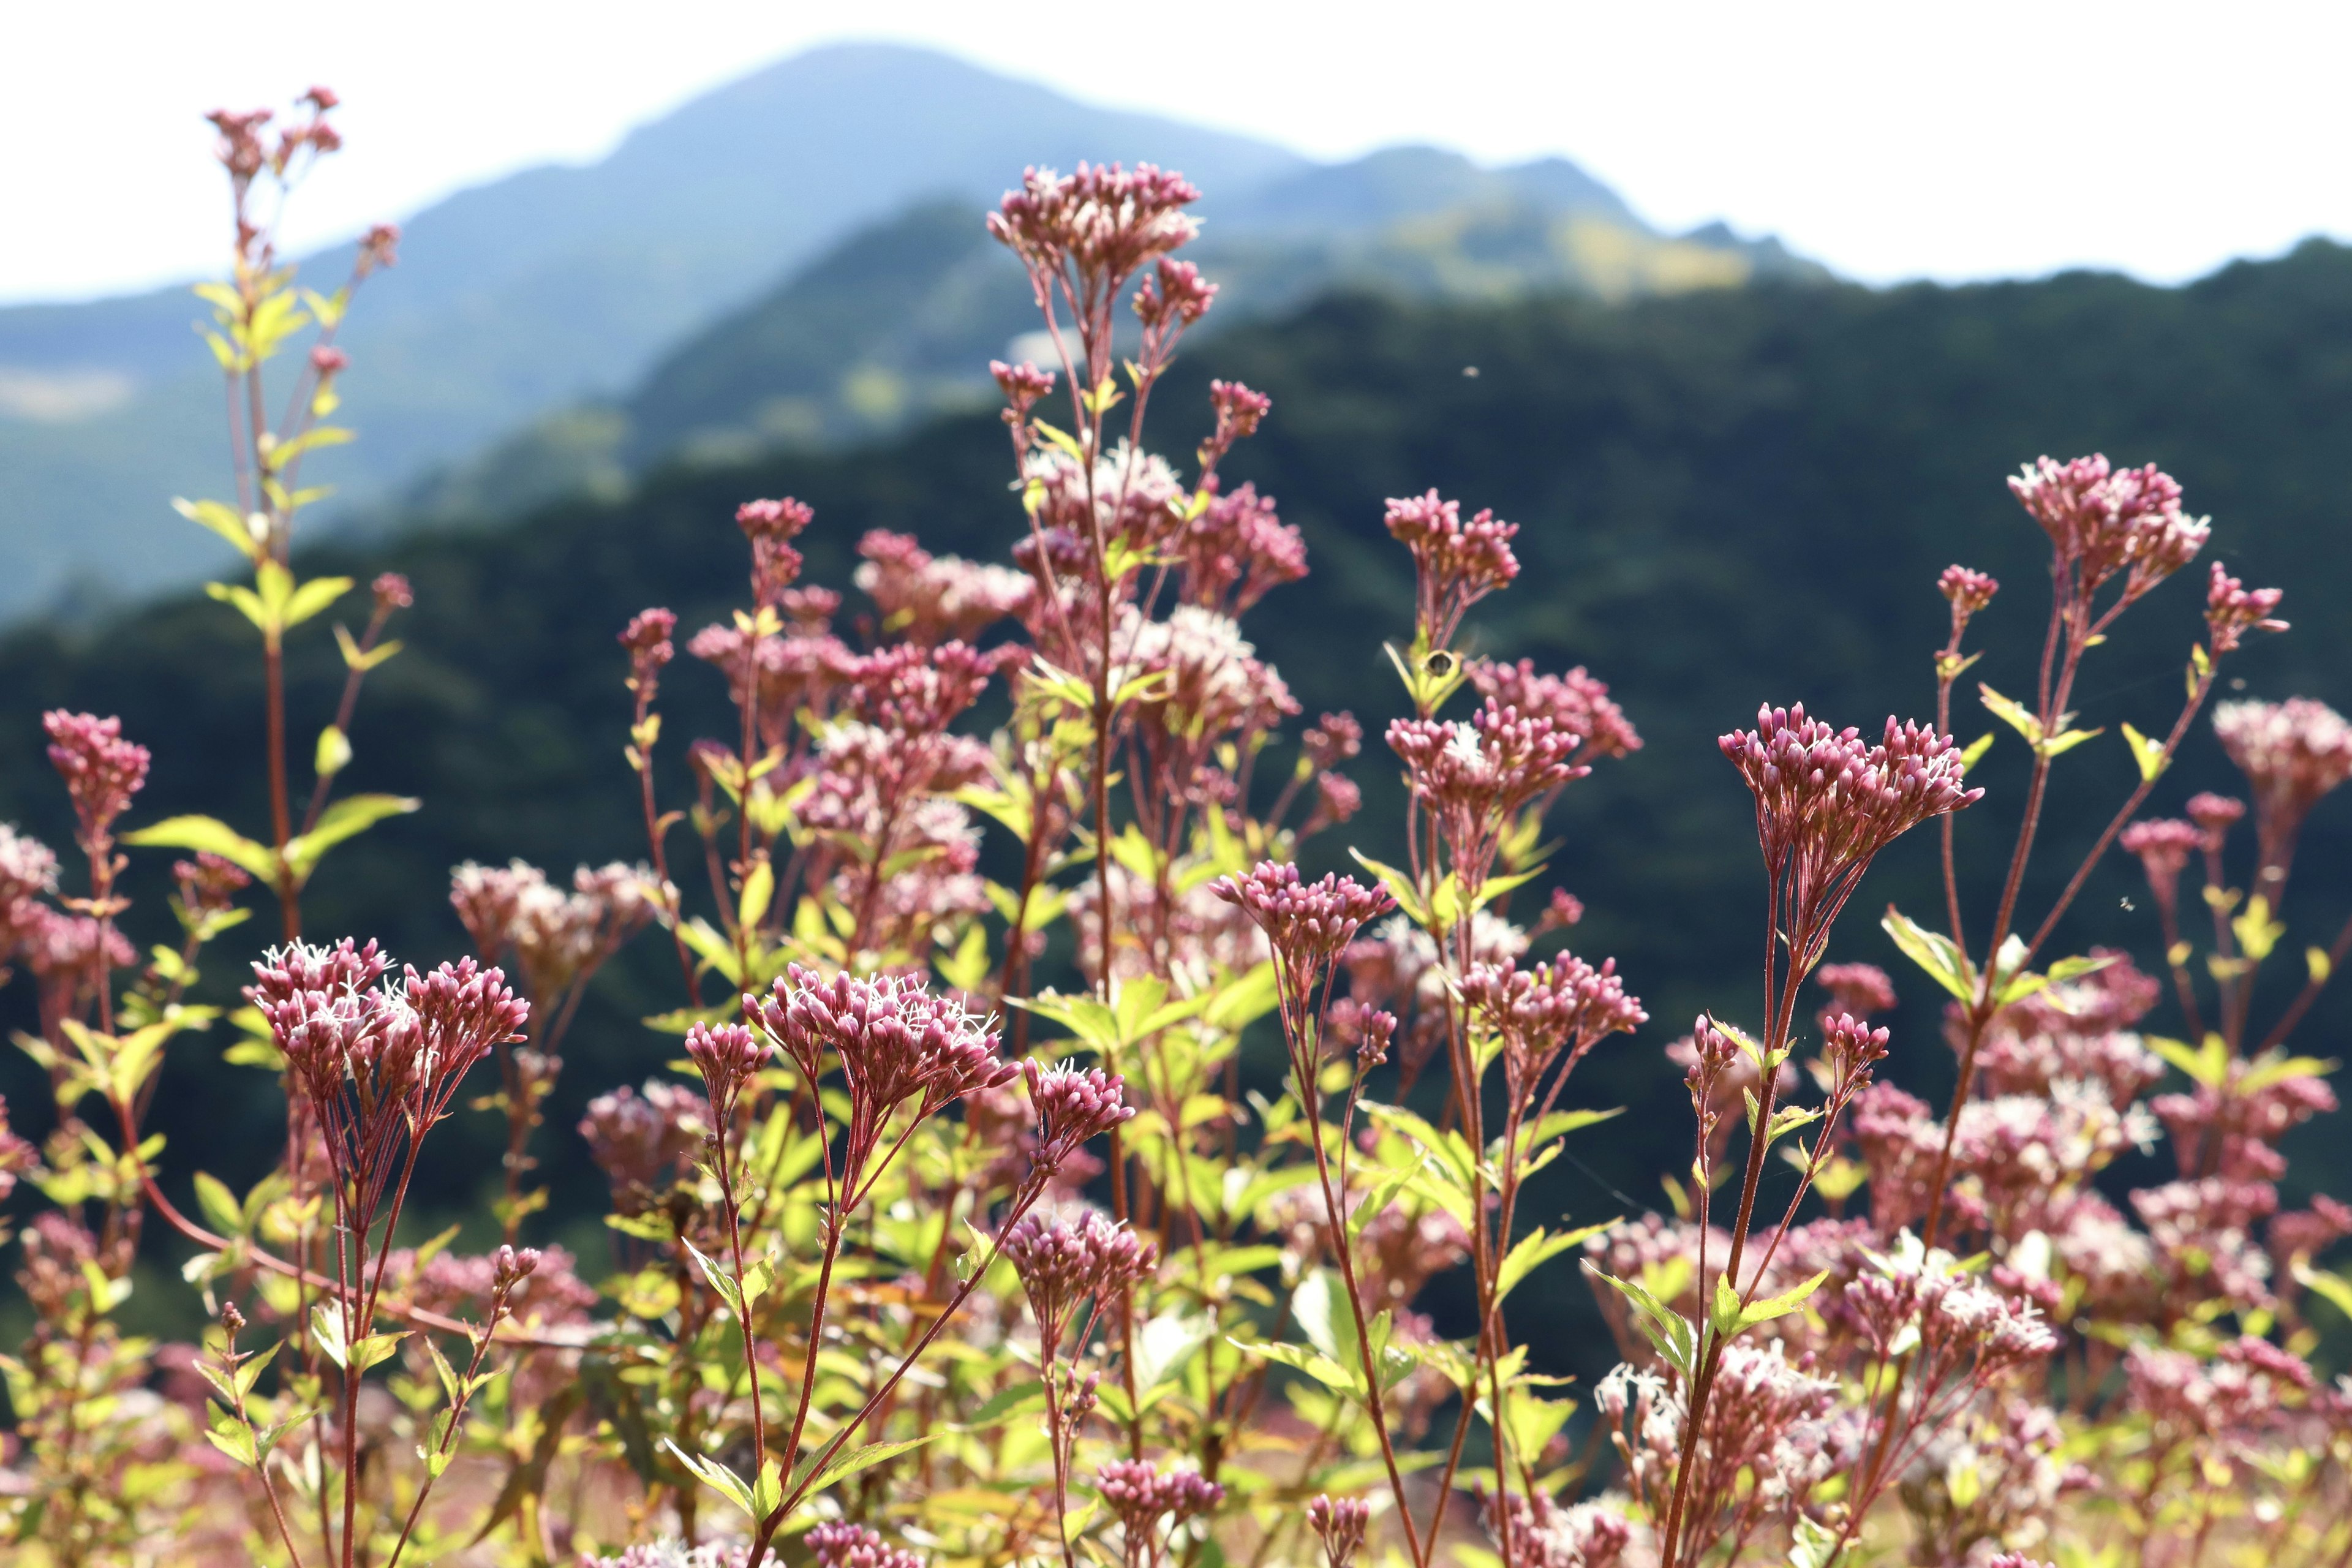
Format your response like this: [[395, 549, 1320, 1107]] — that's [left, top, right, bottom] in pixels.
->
[[4, 0, 2347, 304]]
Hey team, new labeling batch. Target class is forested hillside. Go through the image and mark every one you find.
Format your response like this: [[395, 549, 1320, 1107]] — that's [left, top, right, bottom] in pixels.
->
[[4, 243, 2348, 1362]]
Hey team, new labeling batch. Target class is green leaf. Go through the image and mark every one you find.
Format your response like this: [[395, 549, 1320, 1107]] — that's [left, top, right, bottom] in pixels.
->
[[192, 1171, 244, 1237], [334, 622, 403, 673], [2038, 725, 2103, 758], [281, 575, 353, 630], [314, 725, 352, 780], [1958, 731, 1996, 771], [2293, 1261, 2352, 1323], [2120, 722, 2170, 783], [123, 815, 279, 883], [1588, 1266, 1697, 1379], [1291, 1268, 1354, 1365], [311, 1305, 350, 1370], [1736, 1268, 1830, 1331], [1227, 1336, 1356, 1392], [664, 1440, 756, 1517], [680, 1237, 745, 1317], [2146, 1032, 2231, 1088], [959, 1379, 1047, 1429], [280, 794, 420, 884], [1201, 961, 1280, 1031], [2236, 1049, 2337, 1095], [737, 857, 775, 934], [1346, 847, 1427, 927], [347, 1330, 409, 1373], [802, 1435, 932, 1496], [1978, 684, 2043, 747], [1496, 1221, 1613, 1303], [1131, 1311, 1213, 1395], [1882, 906, 1973, 1000], [173, 497, 264, 564]]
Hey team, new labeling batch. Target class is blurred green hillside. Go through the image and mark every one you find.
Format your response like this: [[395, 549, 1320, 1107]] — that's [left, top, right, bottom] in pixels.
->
[[0, 47, 1797, 622], [2, 243, 2348, 1369]]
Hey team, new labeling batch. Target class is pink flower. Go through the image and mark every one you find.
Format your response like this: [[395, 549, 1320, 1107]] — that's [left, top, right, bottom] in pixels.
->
[[990, 358, 1055, 421], [1302, 712, 1362, 769], [1306, 1494, 1370, 1568], [2186, 791, 2244, 850], [206, 107, 273, 181], [1213, 861, 1392, 1001], [1459, 951, 1646, 1102], [1466, 658, 1642, 762], [1938, 564, 2000, 616], [2213, 696, 2352, 873], [1480, 1487, 1633, 1568], [42, 710, 149, 845], [1719, 704, 1980, 968], [1814, 960, 1896, 1020], [1096, 1459, 1223, 1565], [1020, 1060, 1135, 1175], [619, 606, 676, 699], [807, 1521, 923, 1568], [1389, 698, 1585, 889], [2120, 818, 2203, 914], [1177, 481, 1306, 615], [2008, 454, 2207, 605], [683, 1020, 774, 1113], [0, 823, 59, 909], [1000, 1204, 1156, 1361], [309, 344, 349, 376], [989, 162, 1202, 303], [735, 496, 812, 608], [578, 1079, 707, 1208], [360, 222, 401, 273], [854, 530, 1033, 645], [256, 945, 526, 1210], [1535, 887, 1585, 933], [1199, 379, 1272, 472], [2203, 562, 2286, 654], [1384, 489, 1520, 648], [1134, 256, 1216, 334]]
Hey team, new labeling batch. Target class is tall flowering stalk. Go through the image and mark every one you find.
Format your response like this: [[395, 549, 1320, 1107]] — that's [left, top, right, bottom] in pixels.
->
[[252, 941, 527, 1567], [126, 91, 417, 942]]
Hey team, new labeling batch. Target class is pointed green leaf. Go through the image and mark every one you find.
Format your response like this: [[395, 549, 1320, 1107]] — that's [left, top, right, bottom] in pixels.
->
[[1882, 906, 1973, 1000], [123, 815, 279, 883], [2120, 722, 2170, 783], [280, 794, 420, 883]]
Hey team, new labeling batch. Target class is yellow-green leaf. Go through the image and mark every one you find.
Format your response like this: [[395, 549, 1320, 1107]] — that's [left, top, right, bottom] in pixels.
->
[[1882, 906, 1973, 1000], [2120, 722, 2169, 783], [1978, 684, 2043, 747], [123, 815, 279, 883]]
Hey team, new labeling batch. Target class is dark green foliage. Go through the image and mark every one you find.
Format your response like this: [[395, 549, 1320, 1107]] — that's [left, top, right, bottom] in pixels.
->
[[4, 242, 2349, 1368]]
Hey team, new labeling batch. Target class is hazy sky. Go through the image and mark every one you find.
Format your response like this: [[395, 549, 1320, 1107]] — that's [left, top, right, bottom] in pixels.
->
[[5, 0, 2346, 304]]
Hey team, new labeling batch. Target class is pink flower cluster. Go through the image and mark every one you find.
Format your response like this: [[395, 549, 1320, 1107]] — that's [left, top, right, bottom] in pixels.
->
[[2213, 696, 2352, 872], [1719, 704, 1979, 963], [2007, 454, 2208, 605], [1000, 1204, 1157, 1360], [42, 710, 149, 846], [254, 941, 527, 1208], [1466, 658, 1643, 761], [1460, 952, 1646, 1098], [1384, 490, 1520, 648]]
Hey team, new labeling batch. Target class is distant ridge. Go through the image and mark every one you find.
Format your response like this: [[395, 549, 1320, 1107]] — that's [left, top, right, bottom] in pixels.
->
[[0, 43, 1818, 622], [0, 43, 1309, 619], [407, 144, 1824, 522]]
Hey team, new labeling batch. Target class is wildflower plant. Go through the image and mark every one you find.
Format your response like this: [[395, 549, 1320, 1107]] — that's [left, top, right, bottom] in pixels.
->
[[2, 93, 2349, 1568]]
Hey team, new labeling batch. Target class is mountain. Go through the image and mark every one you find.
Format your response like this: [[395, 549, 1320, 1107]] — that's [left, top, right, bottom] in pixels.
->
[[3, 244, 2348, 1343], [404, 145, 1823, 522], [0, 43, 1310, 621]]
